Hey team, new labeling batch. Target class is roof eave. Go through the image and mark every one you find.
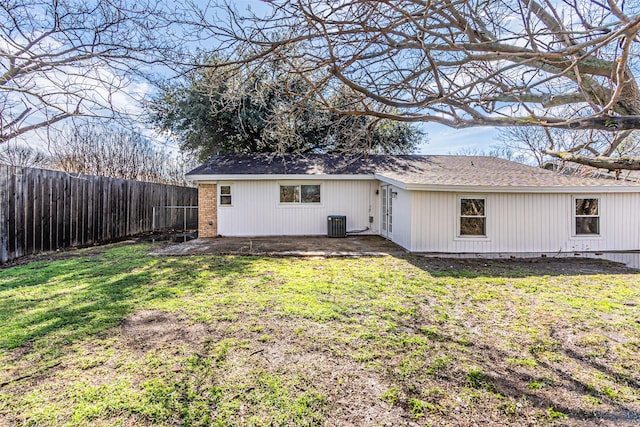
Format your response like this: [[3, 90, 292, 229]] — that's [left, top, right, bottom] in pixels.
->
[[374, 174, 640, 193], [411, 185, 640, 193]]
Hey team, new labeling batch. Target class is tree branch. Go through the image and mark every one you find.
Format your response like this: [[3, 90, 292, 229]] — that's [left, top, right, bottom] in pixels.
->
[[545, 150, 640, 171]]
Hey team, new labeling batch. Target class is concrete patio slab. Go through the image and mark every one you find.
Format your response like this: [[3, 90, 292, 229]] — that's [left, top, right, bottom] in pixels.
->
[[150, 235, 406, 257]]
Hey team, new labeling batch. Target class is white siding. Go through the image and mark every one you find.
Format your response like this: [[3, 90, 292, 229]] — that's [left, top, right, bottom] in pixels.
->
[[215, 179, 640, 253], [388, 186, 413, 250], [217, 180, 378, 236], [409, 191, 640, 253]]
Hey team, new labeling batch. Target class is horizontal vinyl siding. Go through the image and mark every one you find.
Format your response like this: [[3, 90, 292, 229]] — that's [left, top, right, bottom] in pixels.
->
[[217, 180, 377, 236], [410, 192, 640, 253]]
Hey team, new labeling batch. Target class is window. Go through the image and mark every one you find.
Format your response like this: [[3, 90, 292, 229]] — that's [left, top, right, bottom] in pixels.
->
[[301, 185, 321, 203], [459, 197, 486, 236], [279, 184, 321, 204], [219, 185, 232, 205], [575, 198, 599, 235]]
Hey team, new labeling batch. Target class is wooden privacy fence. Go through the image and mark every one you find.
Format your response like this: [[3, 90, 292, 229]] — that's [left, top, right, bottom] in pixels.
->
[[0, 164, 198, 264]]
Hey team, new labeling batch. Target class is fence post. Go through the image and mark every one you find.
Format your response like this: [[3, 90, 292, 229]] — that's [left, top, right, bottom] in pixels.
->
[[152, 206, 156, 232]]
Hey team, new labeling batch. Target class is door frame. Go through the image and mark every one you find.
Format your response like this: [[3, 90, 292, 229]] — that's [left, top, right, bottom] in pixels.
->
[[380, 184, 393, 240]]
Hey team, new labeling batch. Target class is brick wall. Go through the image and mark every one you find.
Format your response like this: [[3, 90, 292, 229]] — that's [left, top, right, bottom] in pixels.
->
[[198, 183, 218, 238]]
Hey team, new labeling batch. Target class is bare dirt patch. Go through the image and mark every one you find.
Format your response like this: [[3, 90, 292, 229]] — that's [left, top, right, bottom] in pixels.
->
[[408, 255, 639, 276], [120, 310, 209, 353], [150, 235, 406, 257], [91, 310, 419, 425], [218, 317, 419, 427]]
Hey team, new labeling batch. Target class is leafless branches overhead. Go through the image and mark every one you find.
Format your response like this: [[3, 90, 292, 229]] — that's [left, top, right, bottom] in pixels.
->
[[0, 0, 188, 143], [202, 0, 640, 130]]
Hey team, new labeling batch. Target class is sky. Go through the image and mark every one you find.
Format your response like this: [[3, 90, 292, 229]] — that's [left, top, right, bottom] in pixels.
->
[[417, 124, 500, 155]]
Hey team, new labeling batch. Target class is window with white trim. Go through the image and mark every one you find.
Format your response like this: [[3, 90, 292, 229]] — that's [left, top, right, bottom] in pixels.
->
[[459, 197, 486, 236], [219, 185, 232, 205], [575, 198, 599, 235], [279, 184, 320, 204]]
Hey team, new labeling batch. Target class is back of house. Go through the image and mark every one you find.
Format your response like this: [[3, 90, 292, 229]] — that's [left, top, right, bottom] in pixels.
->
[[186, 154, 640, 255]]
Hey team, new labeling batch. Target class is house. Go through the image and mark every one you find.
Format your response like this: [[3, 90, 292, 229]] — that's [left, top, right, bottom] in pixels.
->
[[186, 154, 640, 255]]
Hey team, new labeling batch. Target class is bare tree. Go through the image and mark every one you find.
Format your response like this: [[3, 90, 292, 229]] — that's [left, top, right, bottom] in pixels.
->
[[0, 0, 187, 144], [50, 123, 191, 185], [454, 143, 529, 164], [201, 0, 640, 168], [163, 150, 200, 187], [498, 127, 640, 168], [0, 141, 49, 167], [497, 127, 550, 167]]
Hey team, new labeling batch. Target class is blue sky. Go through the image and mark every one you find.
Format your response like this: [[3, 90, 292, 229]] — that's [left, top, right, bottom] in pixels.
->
[[417, 124, 500, 155]]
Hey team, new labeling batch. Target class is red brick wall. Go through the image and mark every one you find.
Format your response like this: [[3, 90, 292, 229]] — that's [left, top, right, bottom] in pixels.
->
[[198, 184, 217, 238]]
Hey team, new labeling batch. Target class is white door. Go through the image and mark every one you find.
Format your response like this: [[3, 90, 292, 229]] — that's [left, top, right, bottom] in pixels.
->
[[381, 185, 393, 239]]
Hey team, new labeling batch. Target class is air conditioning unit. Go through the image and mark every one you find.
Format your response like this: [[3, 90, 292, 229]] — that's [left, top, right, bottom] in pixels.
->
[[327, 215, 347, 238]]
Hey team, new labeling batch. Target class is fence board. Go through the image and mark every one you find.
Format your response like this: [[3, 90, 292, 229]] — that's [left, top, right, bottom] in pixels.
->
[[0, 166, 8, 263], [42, 171, 52, 252], [26, 170, 33, 253], [0, 164, 198, 264], [50, 175, 57, 249], [7, 170, 17, 260], [70, 175, 78, 246], [57, 173, 62, 248], [35, 170, 43, 252], [22, 169, 30, 254], [87, 177, 93, 245]]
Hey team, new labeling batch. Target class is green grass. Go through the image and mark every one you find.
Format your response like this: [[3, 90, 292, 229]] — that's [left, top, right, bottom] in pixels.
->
[[1, 242, 639, 426]]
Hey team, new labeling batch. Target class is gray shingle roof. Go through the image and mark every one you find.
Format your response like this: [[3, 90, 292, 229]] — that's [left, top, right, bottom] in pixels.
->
[[187, 153, 380, 175], [187, 154, 640, 188]]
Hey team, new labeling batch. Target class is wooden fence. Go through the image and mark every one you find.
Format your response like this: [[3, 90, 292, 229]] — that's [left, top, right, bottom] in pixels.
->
[[0, 164, 198, 264]]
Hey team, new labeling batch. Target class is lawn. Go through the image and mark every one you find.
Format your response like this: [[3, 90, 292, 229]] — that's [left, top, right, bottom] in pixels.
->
[[0, 242, 639, 426]]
